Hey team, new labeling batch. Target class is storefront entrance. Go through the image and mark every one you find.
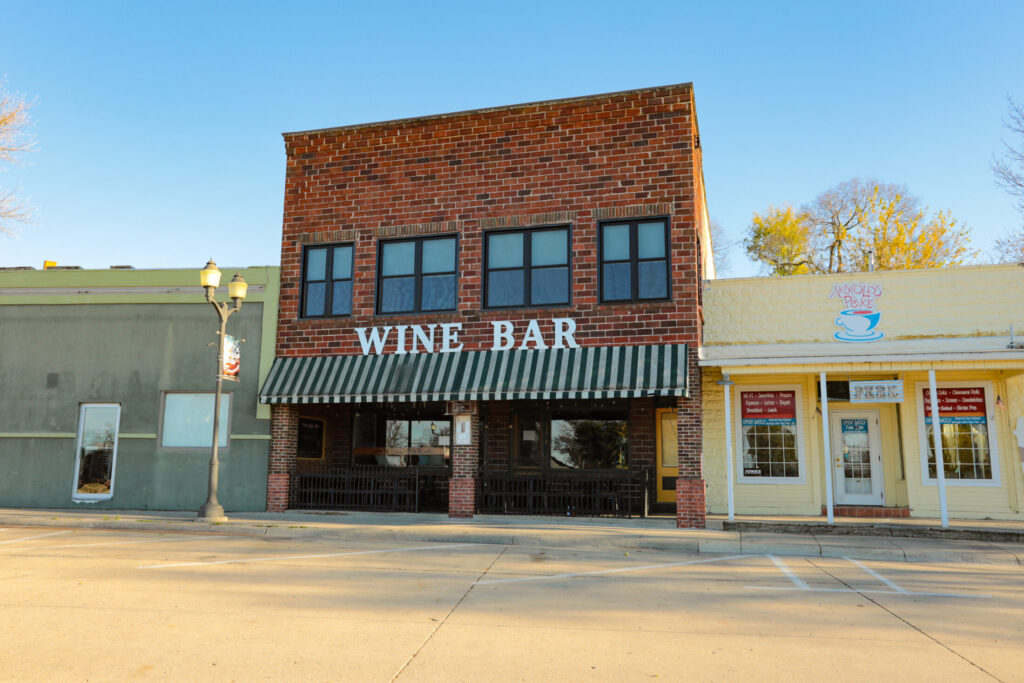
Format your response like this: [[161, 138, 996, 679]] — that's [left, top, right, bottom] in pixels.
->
[[655, 408, 679, 506], [829, 410, 884, 506]]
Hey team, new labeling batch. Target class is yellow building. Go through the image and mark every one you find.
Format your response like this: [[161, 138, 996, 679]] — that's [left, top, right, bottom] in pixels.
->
[[701, 264, 1024, 522]]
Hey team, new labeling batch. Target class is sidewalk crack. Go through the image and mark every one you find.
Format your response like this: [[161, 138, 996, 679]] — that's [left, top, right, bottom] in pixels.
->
[[806, 559, 1002, 681], [391, 545, 510, 681]]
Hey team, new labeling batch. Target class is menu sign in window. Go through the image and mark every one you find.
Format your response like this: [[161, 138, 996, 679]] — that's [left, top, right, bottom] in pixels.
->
[[297, 417, 325, 459], [741, 391, 797, 425], [923, 387, 986, 425], [740, 390, 798, 478]]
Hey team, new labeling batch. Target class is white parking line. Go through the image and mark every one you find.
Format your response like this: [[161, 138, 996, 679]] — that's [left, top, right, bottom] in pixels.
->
[[768, 555, 809, 589], [846, 557, 907, 594], [746, 586, 991, 599], [748, 555, 990, 599], [476, 554, 749, 585], [0, 530, 72, 547], [139, 543, 473, 569]]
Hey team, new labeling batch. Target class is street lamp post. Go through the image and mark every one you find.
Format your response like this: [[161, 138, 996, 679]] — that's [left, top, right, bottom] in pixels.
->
[[197, 259, 247, 522]]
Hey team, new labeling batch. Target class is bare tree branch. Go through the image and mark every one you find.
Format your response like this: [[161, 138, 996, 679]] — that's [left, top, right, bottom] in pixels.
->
[[992, 96, 1024, 216], [0, 80, 35, 235]]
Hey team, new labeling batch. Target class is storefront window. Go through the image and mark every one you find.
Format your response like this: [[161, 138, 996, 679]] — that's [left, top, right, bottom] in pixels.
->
[[550, 417, 628, 470], [737, 388, 803, 481], [353, 411, 451, 467], [925, 423, 992, 480], [921, 385, 995, 482], [160, 392, 231, 448], [741, 423, 799, 478], [73, 403, 121, 499]]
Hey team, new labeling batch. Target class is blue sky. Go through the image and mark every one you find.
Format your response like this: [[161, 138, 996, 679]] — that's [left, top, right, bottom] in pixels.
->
[[1, 0, 1022, 276]]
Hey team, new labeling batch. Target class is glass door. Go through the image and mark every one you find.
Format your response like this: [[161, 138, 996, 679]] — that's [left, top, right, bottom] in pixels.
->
[[72, 403, 121, 501], [655, 408, 678, 504], [829, 410, 883, 506]]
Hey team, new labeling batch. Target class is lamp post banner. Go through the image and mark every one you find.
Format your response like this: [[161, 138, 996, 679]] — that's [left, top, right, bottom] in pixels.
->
[[222, 334, 240, 380]]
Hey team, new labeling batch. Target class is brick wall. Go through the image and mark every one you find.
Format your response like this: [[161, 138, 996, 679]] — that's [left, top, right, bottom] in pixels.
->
[[270, 84, 707, 523], [275, 84, 704, 358], [676, 348, 705, 527], [449, 406, 479, 518], [628, 398, 656, 472], [268, 405, 298, 512]]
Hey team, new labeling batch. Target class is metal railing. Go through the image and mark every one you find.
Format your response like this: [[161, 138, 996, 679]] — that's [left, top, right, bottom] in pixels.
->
[[476, 468, 649, 518], [290, 466, 449, 513]]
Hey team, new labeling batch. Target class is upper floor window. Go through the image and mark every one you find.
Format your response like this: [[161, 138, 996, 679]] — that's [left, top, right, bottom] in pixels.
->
[[485, 227, 570, 308], [378, 235, 457, 314], [599, 219, 670, 302], [302, 244, 353, 318]]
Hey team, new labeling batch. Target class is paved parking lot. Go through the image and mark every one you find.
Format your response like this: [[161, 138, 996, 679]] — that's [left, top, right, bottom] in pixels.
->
[[1, 525, 1021, 681]]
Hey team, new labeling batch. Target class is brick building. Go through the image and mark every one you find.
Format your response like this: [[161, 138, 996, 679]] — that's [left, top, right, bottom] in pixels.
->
[[260, 83, 714, 527]]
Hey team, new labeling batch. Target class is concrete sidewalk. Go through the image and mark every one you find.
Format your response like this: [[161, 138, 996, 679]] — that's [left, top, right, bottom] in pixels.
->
[[2, 507, 1023, 566]]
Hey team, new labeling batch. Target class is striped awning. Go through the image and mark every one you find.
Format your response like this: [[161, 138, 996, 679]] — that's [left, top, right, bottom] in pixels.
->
[[259, 344, 688, 404]]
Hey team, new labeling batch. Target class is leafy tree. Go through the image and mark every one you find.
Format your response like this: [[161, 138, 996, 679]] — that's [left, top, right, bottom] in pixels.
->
[[743, 205, 813, 275], [992, 97, 1024, 263], [744, 179, 974, 275], [0, 82, 34, 236]]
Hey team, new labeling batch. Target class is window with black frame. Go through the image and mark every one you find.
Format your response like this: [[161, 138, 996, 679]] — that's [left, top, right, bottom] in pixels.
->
[[550, 413, 629, 470], [378, 236, 457, 314], [352, 410, 451, 467], [485, 227, 570, 308], [513, 408, 629, 472], [599, 219, 670, 302], [301, 243, 354, 317]]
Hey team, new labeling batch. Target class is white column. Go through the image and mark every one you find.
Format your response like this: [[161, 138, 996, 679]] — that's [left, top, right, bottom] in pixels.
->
[[721, 375, 736, 521], [820, 372, 834, 524], [928, 369, 950, 528]]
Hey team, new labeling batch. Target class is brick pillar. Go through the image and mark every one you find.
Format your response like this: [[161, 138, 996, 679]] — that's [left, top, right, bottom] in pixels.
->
[[267, 404, 298, 513], [676, 349, 706, 528], [448, 401, 479, 519]]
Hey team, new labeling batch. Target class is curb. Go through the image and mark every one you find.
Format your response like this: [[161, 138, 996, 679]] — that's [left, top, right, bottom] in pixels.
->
[[2, 514, 1021, 566], [723, 520, 1024, 544]]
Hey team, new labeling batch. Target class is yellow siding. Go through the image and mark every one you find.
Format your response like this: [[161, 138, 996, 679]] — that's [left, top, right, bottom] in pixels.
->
[[703, 370, 820, 515], [701, 367, 1024, 520], [705, 264, 1024, 346], [898, 371, 1022, 520]]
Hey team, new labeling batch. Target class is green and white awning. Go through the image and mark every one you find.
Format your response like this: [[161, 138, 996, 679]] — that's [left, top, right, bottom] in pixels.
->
[[259, 344, 688, 404]]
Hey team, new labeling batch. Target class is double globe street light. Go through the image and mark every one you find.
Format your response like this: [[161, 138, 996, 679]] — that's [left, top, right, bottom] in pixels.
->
[[197, 259, 247, 522]]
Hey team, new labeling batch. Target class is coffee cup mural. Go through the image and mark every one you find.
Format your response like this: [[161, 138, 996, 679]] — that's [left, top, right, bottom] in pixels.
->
[[830, 283, 884, 342]]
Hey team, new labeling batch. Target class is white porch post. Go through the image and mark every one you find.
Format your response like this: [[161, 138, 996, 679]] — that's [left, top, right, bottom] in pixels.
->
[[928, 369, 950, 528], [820, 371, 834, 524], [719, 374, 736, 521]]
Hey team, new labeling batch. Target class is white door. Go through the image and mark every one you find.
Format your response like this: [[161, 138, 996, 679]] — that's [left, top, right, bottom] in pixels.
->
[[829, 410, 884, 506]]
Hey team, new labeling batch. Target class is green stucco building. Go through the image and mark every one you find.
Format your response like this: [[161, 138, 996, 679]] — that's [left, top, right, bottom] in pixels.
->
[[0, 265, 279, 511]]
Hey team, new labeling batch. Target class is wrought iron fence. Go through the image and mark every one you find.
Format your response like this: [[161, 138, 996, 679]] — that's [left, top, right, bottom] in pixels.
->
[[290, 466, 449, 513], [476, 468, 649, 518]]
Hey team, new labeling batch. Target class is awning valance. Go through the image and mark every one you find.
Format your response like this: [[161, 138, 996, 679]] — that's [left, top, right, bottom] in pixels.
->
[[259, 344, 689, 404]]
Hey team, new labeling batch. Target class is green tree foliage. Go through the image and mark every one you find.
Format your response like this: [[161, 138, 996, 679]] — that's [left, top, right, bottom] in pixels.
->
[[743, 179, 975, 275]]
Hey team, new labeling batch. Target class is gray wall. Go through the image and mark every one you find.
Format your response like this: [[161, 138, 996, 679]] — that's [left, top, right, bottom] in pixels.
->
[[0, 303, 270, 511]]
